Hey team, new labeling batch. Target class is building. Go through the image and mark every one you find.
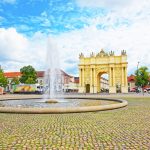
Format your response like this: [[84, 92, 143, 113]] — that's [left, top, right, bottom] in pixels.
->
[[4, 72, 21, 91], [100, 77, 109, 92], [4, 70, 79, 92], [79, 49, 128, 93], [4, 69, 109, 93], [128, 74, 136, 91], [128, 74, 150, 91], [63, 77, 79, 92]]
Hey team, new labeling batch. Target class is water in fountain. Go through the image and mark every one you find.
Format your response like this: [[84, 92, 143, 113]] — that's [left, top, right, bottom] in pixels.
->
[[43, 37, 63, 101]]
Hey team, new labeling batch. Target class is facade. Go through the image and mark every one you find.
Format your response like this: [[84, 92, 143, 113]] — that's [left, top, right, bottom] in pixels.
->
[[36, 71, 45, 85], [128, 74, 150, 91], [100, 77, 109, 92], [4, 70, 79, 92], [128, 75, 136, 91], [79, 49, 128, 93], [63, 77, 79, 92], [4, 72, 21, 91]]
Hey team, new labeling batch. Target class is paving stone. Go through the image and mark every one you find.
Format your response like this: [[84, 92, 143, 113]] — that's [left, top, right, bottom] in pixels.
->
[[0, 96, 150, 149]]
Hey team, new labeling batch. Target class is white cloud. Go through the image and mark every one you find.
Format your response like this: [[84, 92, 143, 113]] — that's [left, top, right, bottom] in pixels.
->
[[76, 0, 147, 11], [51, 21, 150, 75], [0, 28, 47, 72], [76, 0, 150, 28], [0, 21, 150, 76]]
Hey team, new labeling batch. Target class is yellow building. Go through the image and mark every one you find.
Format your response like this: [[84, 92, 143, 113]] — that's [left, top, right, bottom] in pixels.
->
[[78, 49, 128, 93]]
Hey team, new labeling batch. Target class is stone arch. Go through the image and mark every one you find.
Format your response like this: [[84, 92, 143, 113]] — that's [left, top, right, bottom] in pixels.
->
[[79, 49, 128, 93], [96, 71, 109, 93]]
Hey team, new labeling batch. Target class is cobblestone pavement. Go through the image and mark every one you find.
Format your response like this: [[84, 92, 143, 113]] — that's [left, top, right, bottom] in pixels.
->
[[0, 96, 150, 149]]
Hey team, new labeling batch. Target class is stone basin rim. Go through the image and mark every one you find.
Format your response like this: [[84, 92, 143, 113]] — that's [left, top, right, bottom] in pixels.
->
[[0, 97, 128, 114]]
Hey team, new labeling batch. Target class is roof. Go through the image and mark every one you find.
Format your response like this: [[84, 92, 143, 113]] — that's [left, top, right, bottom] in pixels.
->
[[4, 71, 44, 78], [61, 70, 73, 77], [4, 70, 74, 78], [128, 74, 135, 82], [4, 72, 21, 78], [37, 71, 45, 77]]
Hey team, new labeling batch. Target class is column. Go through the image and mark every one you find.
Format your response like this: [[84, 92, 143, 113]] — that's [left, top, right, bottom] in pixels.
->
[[79, 68, 82, 86], [82, 67, 85, 88], [121, 66, 128, 93], [93, 68, 96, 93], [90, 68, 93, 85], [109, 66, 116, 93], [121, 67, 124, 86], [124, 67, 127, 86], [90, 68, 93, 93], [113, 67, 115, 86], [109, 67, 112, 87]]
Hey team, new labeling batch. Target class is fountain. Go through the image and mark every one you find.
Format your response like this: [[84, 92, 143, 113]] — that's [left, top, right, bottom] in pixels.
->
[[43, 37, 63, 103], [0, 38, 128, 114]]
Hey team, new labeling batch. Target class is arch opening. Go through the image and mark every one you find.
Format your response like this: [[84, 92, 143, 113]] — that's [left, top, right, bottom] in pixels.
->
[[97, 72, 109, 93]]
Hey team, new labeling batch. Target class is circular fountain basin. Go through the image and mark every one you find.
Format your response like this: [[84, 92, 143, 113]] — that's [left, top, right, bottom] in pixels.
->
[[0, 97, 128, 114], [45, 99, 58, 103]]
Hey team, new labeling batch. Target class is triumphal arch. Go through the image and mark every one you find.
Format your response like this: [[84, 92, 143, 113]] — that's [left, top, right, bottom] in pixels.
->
[[78, 49, 128, 93]]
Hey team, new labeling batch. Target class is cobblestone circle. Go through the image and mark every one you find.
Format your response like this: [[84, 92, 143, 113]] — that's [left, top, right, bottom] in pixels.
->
[[0, 96, 150, 149]]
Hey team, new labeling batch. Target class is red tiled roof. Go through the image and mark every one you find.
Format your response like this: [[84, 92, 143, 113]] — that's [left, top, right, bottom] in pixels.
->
[[37, 71, 45, 77], [128, 75, 135, 82], [4, 72, 21, 78], [4, 71, 45, 78], [4, 70, 74, 78], [61, 70, 73, 77]]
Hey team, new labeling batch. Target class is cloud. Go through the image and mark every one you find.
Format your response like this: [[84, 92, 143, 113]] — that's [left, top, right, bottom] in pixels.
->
[[0, 21, 150, 76], [0, 28, 47, 71], [0, 5, 150, 76], [76, 0, 147, 11], [50, 20, 150, 75]]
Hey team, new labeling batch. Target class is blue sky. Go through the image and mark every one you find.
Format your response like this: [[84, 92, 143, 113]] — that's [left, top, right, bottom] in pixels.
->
[[0, 0, 107, 35], [0, 0, 150, 76]]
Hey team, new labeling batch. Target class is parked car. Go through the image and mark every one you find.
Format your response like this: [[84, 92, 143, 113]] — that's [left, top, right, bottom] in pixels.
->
[[144, 88, 150, 93], [130, 88, 136, 92], [130, 87, 141, 93]]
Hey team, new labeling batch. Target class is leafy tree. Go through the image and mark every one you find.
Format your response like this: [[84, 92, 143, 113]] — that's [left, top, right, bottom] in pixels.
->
[[135, 66, 149, 94], [0, 69, 8, 88], [19, 65, 37, 84], [25, 77, 35, 84], [11, 77, 20, 85]]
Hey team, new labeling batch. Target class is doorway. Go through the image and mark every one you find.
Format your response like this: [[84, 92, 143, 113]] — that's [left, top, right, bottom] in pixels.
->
[[85, 84, 90, 93]]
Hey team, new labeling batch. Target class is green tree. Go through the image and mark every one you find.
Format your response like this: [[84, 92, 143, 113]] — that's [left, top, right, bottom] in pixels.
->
[[11, 77, 20, 85], [0, 69, 8, 88], [135, 66, 149, 94], [19, 65, 37, 84]]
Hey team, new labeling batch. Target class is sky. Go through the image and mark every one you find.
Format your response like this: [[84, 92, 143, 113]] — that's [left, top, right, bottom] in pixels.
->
[[0, 0, 150, 76]]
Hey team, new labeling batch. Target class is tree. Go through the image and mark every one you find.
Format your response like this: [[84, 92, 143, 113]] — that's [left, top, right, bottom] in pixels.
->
[[135, 66, 149, 94], [0, 69, 8, 88], [19, 65, 37, 84], [11, 77, 20, 85]]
